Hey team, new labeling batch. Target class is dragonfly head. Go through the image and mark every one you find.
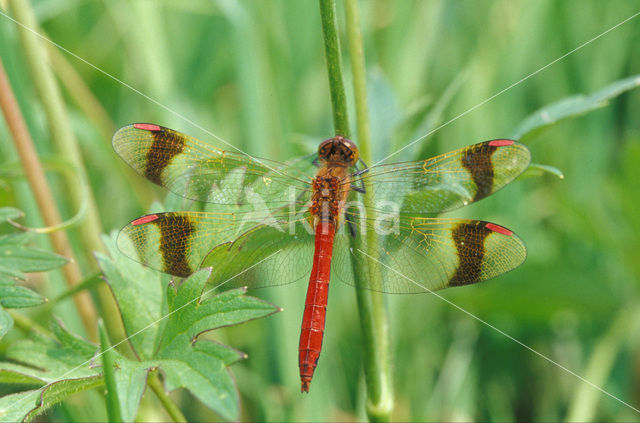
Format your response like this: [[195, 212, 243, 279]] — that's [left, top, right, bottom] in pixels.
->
[[318, 135, 359, 166]]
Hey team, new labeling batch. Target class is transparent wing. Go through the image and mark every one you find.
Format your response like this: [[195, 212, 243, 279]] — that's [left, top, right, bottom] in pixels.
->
[[353, 140, 531, 215], [331, 216, 526, 293], [116, 209, 310, 279], [113, 123, 314, 208], [201, 218, 319, 289], [118, 211, 525, 294]]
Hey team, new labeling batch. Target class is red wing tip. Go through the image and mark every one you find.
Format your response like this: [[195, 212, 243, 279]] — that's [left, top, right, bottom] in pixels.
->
[[133, 123, 162, 131], [131, 214, 160, 225], [489, 139, 514, 147], [485, 223, 513, 236]]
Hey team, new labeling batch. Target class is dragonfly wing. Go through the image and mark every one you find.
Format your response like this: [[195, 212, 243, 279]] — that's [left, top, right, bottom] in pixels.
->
[[355, 140, 530, 215], [332, 217, 526, 293], [202, 218, 316, 289], [117, 211, 316, 288], [113, 124, 313, 207]]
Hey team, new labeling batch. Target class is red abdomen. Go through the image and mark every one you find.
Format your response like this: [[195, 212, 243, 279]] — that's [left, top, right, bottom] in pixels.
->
[[299, 220, 335, 393]]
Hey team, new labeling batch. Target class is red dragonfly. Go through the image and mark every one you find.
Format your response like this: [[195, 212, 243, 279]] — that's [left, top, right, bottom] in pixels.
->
[[113, 123, 530, 392]]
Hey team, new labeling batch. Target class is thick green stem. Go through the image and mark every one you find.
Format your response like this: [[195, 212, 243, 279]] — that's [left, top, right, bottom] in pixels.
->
[[98, 320, 123, 423], [344, 0, 393, 420], [319, 0, 393, 420], [147, 372, 187, 423], [319, 0, 350, 137]]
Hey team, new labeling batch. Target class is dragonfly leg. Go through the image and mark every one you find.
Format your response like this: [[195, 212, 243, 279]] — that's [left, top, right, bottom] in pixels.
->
[[351, 158, 370, 177], [351, 184, 366, 193], [312, 157, 321, 168], [345, 212, 357, 238], [350, 158, 369, 193]]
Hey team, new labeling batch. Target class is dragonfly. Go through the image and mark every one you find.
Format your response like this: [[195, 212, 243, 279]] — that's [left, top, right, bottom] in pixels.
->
[[113, 123, 530, 393]]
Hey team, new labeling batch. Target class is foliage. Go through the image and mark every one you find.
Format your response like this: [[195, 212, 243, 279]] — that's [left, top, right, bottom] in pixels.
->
[[0, 207, 65, 339], [0, 233, 279, 422], [96, 233, 280, 421], [1, 0, 639, 421], [0, 319, 102, 422]]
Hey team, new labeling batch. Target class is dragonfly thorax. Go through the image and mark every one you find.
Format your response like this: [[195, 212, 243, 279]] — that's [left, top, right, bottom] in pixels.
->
[[317, 135, 359, 166], [309, 174, 347, 224]]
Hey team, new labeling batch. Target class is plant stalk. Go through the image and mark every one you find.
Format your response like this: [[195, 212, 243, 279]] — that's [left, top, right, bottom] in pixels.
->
[[0, 58, 97, 337], [147, 372, 187, 423], [319, 0, 349, 137], [344, 0, 393, 420], [98, 319, 123, 423], [9, 0, 124, 342], [319, 0, 393, 420]]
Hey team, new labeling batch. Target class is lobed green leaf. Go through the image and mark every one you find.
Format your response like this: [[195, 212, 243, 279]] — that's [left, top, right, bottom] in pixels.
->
[[99, 230, 281, 421], [0, 320, 102, 422], [96, 232, 165, 360]]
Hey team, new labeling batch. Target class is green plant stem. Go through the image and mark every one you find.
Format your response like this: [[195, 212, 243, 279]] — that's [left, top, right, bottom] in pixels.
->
[[319, 0, 349, 137], [319, 1, 392, 421], [98, 320, 123, 423], [0, 58, 97, 337], [9, 0, 124, 342], [147, 372, 187, 423], [344, 2, 393, 421], [344, 1, 393, 421]]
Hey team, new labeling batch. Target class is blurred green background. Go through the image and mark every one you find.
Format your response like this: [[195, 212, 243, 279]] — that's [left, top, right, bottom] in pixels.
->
[[1, 0, 640, 421]]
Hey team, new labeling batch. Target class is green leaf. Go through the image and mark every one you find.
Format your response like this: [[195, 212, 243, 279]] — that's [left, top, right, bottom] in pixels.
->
[[0, 207, 23, 224], [0, 307, 12, 340], [0, 243, 68, 273], [100, 235, 281, 421], [0, 233, 34, 247], [155, 273, 278, 421], [0, 362, 45, 386], [1, 319, 99, 383], [0, 377, 104, 423], [521, 163, 565, 180], [512, 74, 640, 140], [111, 359, 151, 423], [0, 265, 25, 280], [96, 232, 165, 360], [0, 390, 39, 423], [0, 319, 102, 422], [0, 285, 45, 309]]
